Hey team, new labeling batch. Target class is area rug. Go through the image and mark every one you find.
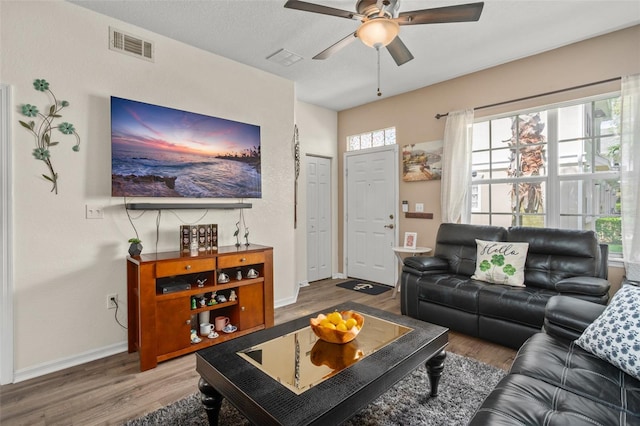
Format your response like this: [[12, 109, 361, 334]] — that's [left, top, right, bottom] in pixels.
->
[[124, 352, 505, 425], [336, 279, 391, 295]]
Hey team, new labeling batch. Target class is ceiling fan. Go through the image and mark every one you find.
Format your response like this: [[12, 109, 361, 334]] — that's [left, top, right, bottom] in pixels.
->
[[284, 0, 484, 66]]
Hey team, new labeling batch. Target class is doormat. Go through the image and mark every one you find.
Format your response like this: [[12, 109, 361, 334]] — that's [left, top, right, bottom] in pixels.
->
[[336, 280, 391, 295]]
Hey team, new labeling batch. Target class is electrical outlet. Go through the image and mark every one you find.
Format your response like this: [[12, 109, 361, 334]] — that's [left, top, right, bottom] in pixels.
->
[[415, 203, 424, 212], [86, 205, 104, 219], [107, 293, 118, 309]]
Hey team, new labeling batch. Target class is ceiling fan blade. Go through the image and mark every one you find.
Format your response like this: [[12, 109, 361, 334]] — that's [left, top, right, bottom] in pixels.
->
[[284, 0, 362, 20], [386, 36, 414, 66], [395, 2, 484, 25], [313, 32, 358, 60]]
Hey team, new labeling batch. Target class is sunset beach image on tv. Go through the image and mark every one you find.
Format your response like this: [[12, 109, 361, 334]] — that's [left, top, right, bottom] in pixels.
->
[[111, 97, 261, 198]]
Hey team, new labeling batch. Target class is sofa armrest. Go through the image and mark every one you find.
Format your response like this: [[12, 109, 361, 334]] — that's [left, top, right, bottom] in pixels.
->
[[403, 256, 449, 276], [554, 276, 610, 297], [543, 295, 606, 341]]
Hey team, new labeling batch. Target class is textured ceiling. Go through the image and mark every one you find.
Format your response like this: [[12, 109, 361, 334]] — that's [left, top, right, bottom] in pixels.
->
[[70, 0, 640, 111]]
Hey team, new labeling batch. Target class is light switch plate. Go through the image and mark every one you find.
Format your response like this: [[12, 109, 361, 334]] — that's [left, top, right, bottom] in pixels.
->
[[415, 203, 424, 212]]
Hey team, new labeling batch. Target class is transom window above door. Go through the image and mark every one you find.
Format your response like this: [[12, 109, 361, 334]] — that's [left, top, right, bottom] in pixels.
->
[[347, 127, 396, 151]]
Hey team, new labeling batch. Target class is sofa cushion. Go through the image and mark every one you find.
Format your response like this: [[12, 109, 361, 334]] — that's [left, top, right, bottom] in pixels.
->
[[511, 333, 640, 415], [414, 274, 486, 314], [469, 373, 640, 425], [434, 223, 507, 276], [478, 285, 557, 328], [471, 239, 529, 286], [508, 227, 601, 290], [576, 285, 640, 381]]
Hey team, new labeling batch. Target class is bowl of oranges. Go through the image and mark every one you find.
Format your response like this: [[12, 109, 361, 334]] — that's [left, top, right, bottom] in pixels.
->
[[309, 310, 364, 344]]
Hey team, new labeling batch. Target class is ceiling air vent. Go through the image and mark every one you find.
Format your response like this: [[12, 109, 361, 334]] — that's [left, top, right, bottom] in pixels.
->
[[109, 27, 154, 62], [266, 48, 303, 67]]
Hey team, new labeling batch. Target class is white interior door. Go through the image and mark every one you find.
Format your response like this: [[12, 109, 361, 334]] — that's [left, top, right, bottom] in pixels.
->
[[306, 156, 331, 282], [345, 146, 398, 285]]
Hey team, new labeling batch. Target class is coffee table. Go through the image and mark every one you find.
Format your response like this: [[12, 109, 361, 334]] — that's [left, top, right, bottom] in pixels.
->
[[196, 302, 448, 426]]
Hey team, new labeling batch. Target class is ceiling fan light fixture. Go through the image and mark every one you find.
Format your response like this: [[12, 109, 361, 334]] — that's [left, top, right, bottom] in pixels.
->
[[356, 18, 399, 48]]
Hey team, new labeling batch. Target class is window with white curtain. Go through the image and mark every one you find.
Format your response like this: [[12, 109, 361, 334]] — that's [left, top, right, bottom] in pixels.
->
[[347, 127, 396, 151], [470, 94, 622, 257]]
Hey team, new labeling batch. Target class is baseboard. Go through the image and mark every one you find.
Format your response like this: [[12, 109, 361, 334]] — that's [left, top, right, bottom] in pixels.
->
[[298, 280, 310, 288], [275, 291, 299, 308], [13, 341, 128, 383], [15, 288, 305, 382], [275, 284, 299, 309], [332, 272, 346, 279]]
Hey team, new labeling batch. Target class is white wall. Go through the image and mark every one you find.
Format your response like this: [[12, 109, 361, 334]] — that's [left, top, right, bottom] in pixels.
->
[[293, 102, 339, 287], [1, 1, 296, 379]]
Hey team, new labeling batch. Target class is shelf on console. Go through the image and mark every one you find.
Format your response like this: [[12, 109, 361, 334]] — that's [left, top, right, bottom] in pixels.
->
[[126, 202, 252, 210]]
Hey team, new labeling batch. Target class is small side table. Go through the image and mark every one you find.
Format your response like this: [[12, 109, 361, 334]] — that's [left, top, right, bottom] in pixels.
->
[[391, 246, 432, 299]]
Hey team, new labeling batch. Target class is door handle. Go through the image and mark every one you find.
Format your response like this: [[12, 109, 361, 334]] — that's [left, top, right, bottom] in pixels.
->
[[384, 224, 394, 229]]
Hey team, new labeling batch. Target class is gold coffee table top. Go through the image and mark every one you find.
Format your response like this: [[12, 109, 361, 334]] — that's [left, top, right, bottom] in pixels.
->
[[237, 313, 412, 394]]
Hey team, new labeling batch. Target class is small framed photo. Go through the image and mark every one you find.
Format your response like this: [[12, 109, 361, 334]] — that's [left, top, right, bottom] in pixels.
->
[[403, 232, 417, 249]]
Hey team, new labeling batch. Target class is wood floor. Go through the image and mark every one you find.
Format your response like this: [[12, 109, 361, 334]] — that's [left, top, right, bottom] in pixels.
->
[[0, 279, 516, 425]]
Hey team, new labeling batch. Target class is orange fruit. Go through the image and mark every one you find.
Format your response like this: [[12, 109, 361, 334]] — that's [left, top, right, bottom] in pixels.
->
[[345, 318, 357, 330], [327, 312, 343, 325]]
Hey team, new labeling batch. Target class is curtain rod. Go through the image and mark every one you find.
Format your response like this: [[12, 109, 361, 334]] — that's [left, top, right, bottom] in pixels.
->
[[434, 76, 621, 119]]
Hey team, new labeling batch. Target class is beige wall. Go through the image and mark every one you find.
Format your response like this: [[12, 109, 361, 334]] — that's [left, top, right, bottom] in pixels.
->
[[338, 25, 640, 288], [2, 1, 295, 379]]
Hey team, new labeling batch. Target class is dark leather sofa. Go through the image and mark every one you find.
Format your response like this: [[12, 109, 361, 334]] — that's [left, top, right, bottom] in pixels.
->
[[469, 296, 640, 425], [400, 223, 610, 349]]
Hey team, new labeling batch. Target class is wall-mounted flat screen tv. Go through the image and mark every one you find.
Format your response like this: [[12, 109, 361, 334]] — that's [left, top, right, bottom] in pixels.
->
[[111, 96, 261, 198]]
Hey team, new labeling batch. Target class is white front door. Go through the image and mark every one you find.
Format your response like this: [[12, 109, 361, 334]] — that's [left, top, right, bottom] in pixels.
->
[[306, 156, 331, 282], [345, 146, 398, 285]]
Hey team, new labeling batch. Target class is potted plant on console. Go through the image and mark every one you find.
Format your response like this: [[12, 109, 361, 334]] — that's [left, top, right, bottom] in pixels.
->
[[128, 238, 143, 256]]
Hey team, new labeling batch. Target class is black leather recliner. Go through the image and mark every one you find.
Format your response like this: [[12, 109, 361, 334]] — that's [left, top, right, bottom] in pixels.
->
[[469, 296, 640, 425], [400, 223, 610, 349]]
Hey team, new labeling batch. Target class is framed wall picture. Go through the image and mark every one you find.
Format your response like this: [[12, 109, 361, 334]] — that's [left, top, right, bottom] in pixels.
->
[[403, 232, 417, 249], [402, 140, 443, 182]]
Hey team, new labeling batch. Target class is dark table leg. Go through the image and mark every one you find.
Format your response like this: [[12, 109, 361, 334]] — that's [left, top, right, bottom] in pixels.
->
[[425, 350, 446, 397], [198, 377, 223, 426]]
